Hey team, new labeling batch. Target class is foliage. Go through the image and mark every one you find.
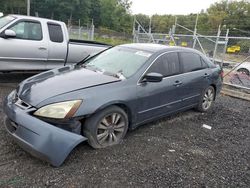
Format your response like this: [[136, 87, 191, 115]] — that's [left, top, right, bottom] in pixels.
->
[[1, 0, 250, 37], [0, 0, 132, 33], [236, 40, 250, 53], [135, 0, 250, 37]]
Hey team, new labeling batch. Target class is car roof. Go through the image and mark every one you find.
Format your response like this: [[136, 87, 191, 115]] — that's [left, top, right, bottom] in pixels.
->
[[119, 43, 200, 54], [8, 14, 64, 24]]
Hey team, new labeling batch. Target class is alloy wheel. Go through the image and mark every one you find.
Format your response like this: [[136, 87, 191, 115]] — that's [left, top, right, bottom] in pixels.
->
[[96, 113, 126, 146], [202, 88, 214, 110]]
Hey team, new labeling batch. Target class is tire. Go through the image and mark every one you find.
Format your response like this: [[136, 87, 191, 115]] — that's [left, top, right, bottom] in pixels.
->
[[196, 86, 215, 112], [237, 68, 250, 76], [83, 106, 129, 149]]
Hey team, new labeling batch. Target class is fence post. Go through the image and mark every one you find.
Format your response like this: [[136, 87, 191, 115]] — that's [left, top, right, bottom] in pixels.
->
[[213, 25, 221, 64], [170, 27, 176, 46], [192, 14, 199, 48], [221, 29, 230, 67], [78, 19, 81, 39], [137, 24, 140, 43], [133, 16, 136, 43], [90, 19, 95, 41]]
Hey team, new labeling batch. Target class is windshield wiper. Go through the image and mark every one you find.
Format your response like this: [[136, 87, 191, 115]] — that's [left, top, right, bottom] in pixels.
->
[[105, 70, 126, 80], [115, 71, 126, 80], [83, 64, 104, 73], [77, 55, 91, 66]]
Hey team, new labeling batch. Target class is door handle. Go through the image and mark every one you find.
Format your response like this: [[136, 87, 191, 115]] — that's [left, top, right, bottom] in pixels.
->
[[203, 73, 210, 78], [173, 80, 183, 87], [38, 47, 47, 50]]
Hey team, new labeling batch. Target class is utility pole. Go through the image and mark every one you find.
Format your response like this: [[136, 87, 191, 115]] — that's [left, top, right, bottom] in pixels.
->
[[27, 0, 30, 16]]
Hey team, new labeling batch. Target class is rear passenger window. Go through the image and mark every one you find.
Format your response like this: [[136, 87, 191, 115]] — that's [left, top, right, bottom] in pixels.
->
[[47, 23, 63, 43], [148, 52, 180, 77], [180, 52, 205, 73]]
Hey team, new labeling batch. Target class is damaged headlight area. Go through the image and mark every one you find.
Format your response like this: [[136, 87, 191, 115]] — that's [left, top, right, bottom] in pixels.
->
[[34, 100, 82, 119]]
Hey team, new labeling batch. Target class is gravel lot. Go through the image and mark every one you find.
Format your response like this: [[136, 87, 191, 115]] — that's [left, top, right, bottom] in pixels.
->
[[0, 74, 249, 187]]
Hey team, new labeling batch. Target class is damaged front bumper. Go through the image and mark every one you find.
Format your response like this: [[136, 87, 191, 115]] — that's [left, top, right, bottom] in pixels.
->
[[3, 91, 87, 167]]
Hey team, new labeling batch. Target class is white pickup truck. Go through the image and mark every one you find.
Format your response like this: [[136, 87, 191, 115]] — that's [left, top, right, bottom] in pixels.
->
[[0, 15, 111, 72]]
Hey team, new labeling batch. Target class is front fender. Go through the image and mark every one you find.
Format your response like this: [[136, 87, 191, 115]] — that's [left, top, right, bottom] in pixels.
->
[[3, 92, 87, 167]]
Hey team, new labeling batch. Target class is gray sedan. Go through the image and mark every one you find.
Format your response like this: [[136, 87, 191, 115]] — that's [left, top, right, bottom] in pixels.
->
[[3, 43, 223, 166]]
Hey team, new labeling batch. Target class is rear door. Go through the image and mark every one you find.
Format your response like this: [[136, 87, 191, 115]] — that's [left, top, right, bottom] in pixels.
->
[[178, 52, 211, 106], [46, 22, 67, 69], [136, 52, 184, 123], [0, 20, 48, 70]]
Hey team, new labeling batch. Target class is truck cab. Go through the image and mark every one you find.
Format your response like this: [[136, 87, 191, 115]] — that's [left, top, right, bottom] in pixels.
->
[[0, 15, 110, 72]]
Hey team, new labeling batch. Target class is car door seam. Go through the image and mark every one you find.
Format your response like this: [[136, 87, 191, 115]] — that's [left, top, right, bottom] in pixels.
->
[[138, 99, 182, 114]]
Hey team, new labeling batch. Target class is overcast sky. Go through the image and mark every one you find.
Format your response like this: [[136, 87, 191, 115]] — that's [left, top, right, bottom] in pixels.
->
[[131, 0, 219, 15]]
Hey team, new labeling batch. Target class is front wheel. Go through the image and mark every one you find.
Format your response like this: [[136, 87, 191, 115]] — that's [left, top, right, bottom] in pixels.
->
[[196, 86, 215, 112], [83, 106, 128, 149]]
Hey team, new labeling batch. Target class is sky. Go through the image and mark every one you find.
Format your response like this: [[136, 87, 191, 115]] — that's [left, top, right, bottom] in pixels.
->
[[131, 0, 219, 15]]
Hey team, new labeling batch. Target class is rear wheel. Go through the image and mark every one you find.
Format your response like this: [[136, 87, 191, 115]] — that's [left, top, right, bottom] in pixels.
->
[[237, 68, 249, 76], [83, 106, 128, 149], [196, 86, 215, 112]]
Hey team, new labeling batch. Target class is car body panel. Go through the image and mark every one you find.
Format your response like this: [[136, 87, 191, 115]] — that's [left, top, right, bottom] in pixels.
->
[[3, 90, 87, 167], [136, 75, 184, 123], [235, 62, 250, 73], [17, 66, 120, 106], [178, 69, 211, 106]]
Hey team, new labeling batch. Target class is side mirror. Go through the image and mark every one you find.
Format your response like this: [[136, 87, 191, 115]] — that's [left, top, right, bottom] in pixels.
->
[[142, 72, 163, 83], [4, 29, 16, 38]]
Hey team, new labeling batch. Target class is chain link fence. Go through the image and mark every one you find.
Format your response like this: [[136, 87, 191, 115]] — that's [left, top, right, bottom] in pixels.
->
[[133, 20, 250, 89], [67, 19, 95, 41], [95, 28, 133, 45], [68, 25, 94, 40]]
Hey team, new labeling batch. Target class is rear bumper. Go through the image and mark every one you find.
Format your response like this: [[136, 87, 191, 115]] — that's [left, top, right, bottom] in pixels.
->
[[216, 80, 223, 98], [3, 90, 87, 167]]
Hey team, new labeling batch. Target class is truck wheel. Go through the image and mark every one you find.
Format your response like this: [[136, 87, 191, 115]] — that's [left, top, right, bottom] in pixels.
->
[[196, 86, 215, 112], [83, 106, 128, 149]]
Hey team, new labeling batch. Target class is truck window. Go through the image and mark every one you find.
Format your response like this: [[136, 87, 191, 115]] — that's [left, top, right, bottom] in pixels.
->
[[9, 21, 42, 40], [47, 23, 64, 43]]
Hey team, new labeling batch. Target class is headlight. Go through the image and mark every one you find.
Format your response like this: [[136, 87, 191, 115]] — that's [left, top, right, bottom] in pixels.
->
[[34, 100, 82, 119]]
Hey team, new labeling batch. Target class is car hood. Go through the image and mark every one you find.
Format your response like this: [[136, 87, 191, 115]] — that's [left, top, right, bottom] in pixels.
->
[[17, 66, 120, 106]]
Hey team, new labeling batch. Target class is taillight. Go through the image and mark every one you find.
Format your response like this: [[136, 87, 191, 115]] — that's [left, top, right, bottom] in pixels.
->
[[221, 70, 224, 78]]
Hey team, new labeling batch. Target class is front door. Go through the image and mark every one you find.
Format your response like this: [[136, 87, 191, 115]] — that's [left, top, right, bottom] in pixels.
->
[[0, 20, 48, 71], [136, 52, 184, 124]]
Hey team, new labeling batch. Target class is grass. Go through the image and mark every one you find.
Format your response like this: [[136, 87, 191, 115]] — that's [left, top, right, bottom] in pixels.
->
[[69, 34, 132, 46], [94, 36, 132, 46]]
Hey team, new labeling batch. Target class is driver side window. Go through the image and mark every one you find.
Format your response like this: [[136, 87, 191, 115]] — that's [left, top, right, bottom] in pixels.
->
[[148, 52, 180, 77], [9, 21, 42, 40]]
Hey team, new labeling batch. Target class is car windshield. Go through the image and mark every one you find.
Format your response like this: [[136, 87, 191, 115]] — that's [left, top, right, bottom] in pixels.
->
[[83, 47, 152, 78], [0, 16, 15, 29]]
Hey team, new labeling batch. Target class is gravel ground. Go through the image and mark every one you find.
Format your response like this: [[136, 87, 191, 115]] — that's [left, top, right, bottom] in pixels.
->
[[0, 74, 249, 187]]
